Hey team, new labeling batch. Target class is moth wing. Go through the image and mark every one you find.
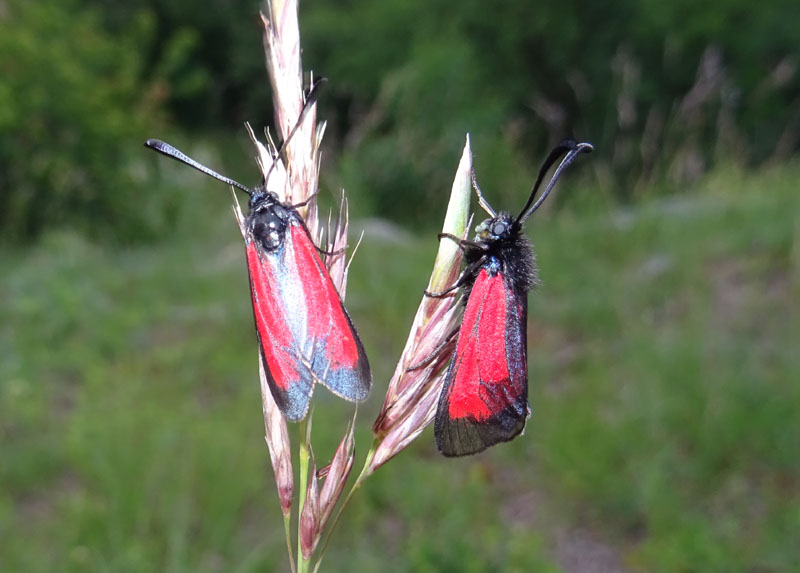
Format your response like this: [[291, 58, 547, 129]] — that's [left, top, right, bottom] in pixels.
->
[[247, 223, 371, 421], [434, 269, 529, 456], [289, 225, 372, 402], [246, 238, 316, 421]]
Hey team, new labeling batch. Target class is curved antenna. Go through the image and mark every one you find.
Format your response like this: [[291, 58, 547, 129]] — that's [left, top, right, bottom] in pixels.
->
[[471, 170, 497, 217], [516, 139, 593, 225], [263, 77, 327, 184], [144, 139, 253, 196]]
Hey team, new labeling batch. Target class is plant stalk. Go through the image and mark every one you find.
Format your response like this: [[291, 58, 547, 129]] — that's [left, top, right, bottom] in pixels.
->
[[297, 416, 311, 573], [311, 439, 378, 573]]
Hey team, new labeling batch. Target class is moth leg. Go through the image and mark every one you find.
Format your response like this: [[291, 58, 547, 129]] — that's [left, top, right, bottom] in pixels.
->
[[314, 244, 347, 257], [437, 233, 488, 251], [291, 192, 319, 209], [424, 282, 462, 298], [424, 258, 485, 297], [405, 327, 459, 371]]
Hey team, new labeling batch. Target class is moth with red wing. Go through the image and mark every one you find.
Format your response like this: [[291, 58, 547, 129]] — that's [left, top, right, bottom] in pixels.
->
[[432, 139, 593, 457], [144, 81, 371, 422]]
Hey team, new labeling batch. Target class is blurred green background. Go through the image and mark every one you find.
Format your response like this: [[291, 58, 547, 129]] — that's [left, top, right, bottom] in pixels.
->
[[1, 0, 799, 570]]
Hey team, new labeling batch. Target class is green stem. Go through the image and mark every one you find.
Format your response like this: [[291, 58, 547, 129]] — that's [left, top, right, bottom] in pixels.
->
[[284, 512, 296, 573], [311, 439, 379, 573], [297, 416, 311, 573]]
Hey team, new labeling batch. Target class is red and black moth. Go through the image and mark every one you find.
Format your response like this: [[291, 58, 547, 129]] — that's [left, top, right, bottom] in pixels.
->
[[144, 83, 371, 422], [431, 139, 593, 456]]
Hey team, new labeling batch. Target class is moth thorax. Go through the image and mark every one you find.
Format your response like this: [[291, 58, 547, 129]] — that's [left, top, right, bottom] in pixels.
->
[[251, 207, 289, 251], [484, 256, 502, 276]]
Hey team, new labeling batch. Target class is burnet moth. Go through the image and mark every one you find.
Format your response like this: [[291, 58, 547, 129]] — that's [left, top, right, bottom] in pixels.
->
[[144, 81, 371, 421], [432, 139, 593, 456]]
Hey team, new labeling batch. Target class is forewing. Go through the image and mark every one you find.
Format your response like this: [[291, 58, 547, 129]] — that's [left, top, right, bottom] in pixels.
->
[[434, 268, 529, 456], [289, 225, 372, 402], [247, 220, 371, 421], [246, 238, 315, 421]]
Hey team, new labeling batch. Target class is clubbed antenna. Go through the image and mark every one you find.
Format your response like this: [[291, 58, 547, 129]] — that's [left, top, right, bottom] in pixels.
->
[[516, 139, 594, 224], [144, 139, 253, 196]]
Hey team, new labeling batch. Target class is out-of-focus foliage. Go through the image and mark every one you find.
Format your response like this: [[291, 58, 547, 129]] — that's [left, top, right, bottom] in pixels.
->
[[69, 0, 798, 228], [301, 0, 800, 222], [93, 0, 273, 129], [4, 0, 799, 236], [2, 2, 799, 569], [0, 0, 183, 243], [2, 164, 798, 570]]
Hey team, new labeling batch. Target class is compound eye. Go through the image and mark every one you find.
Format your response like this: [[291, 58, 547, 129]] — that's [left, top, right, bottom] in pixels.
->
[[491, 221, 508, 236]]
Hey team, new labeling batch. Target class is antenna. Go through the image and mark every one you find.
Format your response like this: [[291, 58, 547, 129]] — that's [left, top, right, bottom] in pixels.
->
[[516, 139, 593, 224], [144, 77, 328, 196], [263, 77, 327, 183], [471, 170, 497, 217], [144, 139, 253, 196]]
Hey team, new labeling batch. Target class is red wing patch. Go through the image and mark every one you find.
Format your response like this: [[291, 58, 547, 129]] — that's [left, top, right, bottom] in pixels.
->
[[288, 226, 371, 401], [246, 222, 370, 421], [246, 239, 312, 420], [434, 268, 530, 456]]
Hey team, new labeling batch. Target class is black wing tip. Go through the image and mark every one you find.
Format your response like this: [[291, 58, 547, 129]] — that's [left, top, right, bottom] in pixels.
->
[[272, 384, 314, 422], [319, 369, 372, 403], [314, 349, 372, 403], [277, 376, 367, 420], [261, 348, 315, 422], [435, 420, 526, 457], [434, 400, 529, 457], [282, 399, 310, 422]]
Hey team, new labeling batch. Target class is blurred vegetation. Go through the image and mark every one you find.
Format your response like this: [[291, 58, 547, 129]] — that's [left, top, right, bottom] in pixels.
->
[[2, 164, 798, 570], [1, 0, 799, 240], [2, 0, 799, 570], [0, 0, 183, 243]]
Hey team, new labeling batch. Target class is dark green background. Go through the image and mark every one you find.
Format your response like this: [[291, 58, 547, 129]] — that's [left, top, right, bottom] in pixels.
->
[[1, 0, 799, 570]]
